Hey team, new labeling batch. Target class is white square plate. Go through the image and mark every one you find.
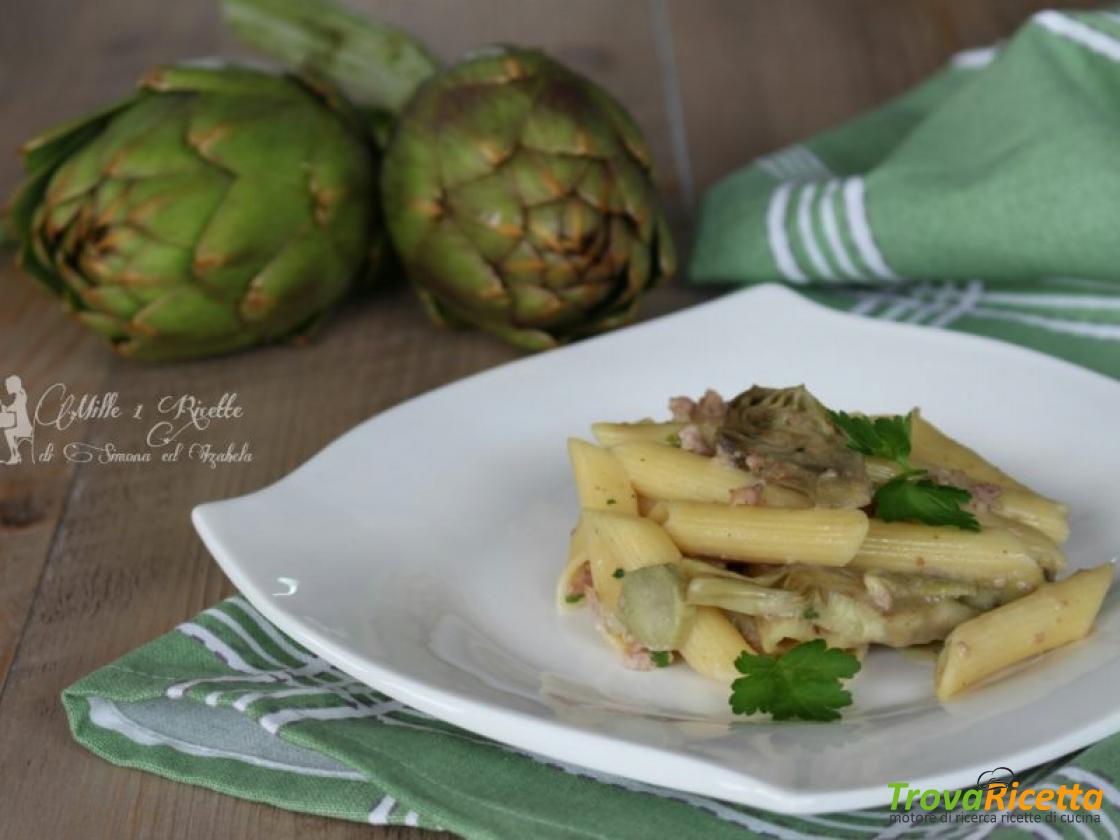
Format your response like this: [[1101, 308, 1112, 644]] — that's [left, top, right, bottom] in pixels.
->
[[193, 284, 1120, 814]]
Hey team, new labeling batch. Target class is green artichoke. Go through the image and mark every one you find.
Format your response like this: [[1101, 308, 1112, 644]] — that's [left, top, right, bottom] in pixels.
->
[[381, 47, 676, 350], [8, 63, 378, 361]]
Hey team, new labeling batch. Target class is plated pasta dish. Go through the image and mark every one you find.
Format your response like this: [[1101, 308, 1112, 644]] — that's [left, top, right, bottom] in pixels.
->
[[558, 385, 1112, 720]]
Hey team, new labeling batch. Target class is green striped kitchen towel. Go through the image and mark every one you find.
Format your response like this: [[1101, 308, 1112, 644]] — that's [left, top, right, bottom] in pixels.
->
[[690, 7, 1120, 380], [64, 596, 1120, 839]]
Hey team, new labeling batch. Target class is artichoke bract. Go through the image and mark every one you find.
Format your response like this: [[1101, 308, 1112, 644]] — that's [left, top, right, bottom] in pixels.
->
[[382, 47, 676, 350], [8, 63, 378, 361]]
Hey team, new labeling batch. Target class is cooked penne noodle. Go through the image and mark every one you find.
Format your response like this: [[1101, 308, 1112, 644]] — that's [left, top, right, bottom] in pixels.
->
[[754, 615, 816, 653], [678, 606, 753, 681], [677, 557, 751, 581], [910, 411, 1029, 492], [991, 488, 1070, 545], [935, 564, 1113, 699], [753, 616, 855, 654], [866, 453, 1069, 545], [611, 442, 810, 508], [878, 601, 978, 647], [849, 520, 1045, 589], [591, 421, 684, 448], [559, 385, 1084, 706], [584, 510, 681, 611], [556, 520, 590, 612], [653, 500, 869, 566], [567, 438, 638, 514], [984, 515, 1066, 575]]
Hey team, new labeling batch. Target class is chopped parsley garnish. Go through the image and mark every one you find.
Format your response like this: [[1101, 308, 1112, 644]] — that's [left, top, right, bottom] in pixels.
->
[[651, 651, 672, 668], [830, 409, 979, 531], [874, 474, 980, 532], [828, 410, 912, 467], [564, 593, 585, 604], [666, 432, 682, 448], [605, 498, 617, 506], [612, 568, 626, 579], [729, 639, 861, 722], [802, 606, 820, 621]]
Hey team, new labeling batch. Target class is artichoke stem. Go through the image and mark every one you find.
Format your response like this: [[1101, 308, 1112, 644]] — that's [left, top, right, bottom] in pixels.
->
[[221, 0, 440, 114]]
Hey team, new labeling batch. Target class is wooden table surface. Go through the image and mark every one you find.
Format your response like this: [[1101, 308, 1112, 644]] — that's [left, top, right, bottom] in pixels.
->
[[0, 1, 1095, 837]]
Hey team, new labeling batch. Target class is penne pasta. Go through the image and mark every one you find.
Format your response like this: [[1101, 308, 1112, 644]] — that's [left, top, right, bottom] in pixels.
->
[[567, 438, 638, 514], [866, 451, 1069, 545], [878, 601, 978, 648], [935, 564, 1113, 699], [559, 385, 1083, 708], [678, 606, 753, 681], [584, 510, 681, 611], [556, 520, 591, 612], [752, 615, 856, 654], [611, 442, 810, 508], [909, 411, 1030, 492], [754, 615, 816, 653], [991, 488, 1070, 545], [983, 514, 1066, 575], [849, 520, 1045, 590], [591, 421, 684, 448], [653, 500, 869, 567], [637, 495, 662, 517]]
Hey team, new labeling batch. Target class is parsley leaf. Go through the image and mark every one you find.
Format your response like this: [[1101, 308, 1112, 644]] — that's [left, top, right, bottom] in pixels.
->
[[830, 409, 980, 532], [650, 651, 672, 668], [612, 568, 625, 579], [564, 593, 585, 604], [729, 639, 861, 722], [802, 606, 819, 620], [828, 410, 912, 467], [874, 475, 980, 532], [666, 432, 682, 447]]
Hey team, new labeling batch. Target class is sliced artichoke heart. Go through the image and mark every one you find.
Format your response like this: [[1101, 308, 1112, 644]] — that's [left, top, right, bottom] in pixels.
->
[[717, 385, 873, 508], [617, 564, 696, 651], [685, 575, 806, 618]]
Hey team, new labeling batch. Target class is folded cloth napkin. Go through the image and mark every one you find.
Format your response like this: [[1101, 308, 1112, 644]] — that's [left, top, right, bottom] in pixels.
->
[[65, 597, 1120, 839], [690, 7, 1120, 380]]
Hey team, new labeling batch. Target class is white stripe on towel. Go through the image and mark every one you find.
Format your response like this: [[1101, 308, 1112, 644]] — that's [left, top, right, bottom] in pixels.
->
[[1035, 10, 1120, 62], [842, 177, 899, 280], [88, 697, 366, 780], [765, 182, 808, 283], [795, 183, 835, 280], [259, 699, 405, 735], [820, 180, 861, 279]]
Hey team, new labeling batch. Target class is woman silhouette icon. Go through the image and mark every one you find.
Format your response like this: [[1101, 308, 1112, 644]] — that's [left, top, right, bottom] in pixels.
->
[[1, 375, 33, 465]]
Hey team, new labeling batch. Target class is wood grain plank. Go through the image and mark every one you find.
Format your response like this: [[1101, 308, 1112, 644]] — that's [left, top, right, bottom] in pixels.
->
[[0, 0, 463, 836], [0, 273, 114, 693], [0, 287, 504, 840], [0, 0, 241, 700]]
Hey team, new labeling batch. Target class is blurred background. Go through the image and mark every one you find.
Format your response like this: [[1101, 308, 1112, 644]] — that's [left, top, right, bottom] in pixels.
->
[[0, 2, 1099, 838], [1, 0, 1102, 249]]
